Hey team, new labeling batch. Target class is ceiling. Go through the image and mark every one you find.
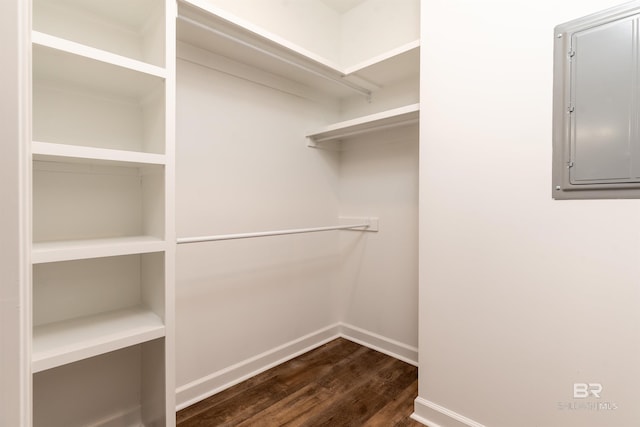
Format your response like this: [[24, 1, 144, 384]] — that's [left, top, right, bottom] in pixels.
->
[[319, 0, 367, 14]]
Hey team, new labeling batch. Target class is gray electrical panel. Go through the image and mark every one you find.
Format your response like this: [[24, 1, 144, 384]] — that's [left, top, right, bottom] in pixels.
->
[[553, 2, 640, 199]]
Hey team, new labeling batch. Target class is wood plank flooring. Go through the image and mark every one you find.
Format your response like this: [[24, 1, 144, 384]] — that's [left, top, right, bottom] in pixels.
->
[[177, 338, 424, 427]]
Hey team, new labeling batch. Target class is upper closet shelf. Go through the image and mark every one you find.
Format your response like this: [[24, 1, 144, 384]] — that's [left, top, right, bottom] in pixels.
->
[[177, 0, 419, 98], [343, 40, 420, 91], [33, 37, 165, 100], [307, 103, 419, 144], [32, 142, 166, 167], [32, 31, 166, 79]]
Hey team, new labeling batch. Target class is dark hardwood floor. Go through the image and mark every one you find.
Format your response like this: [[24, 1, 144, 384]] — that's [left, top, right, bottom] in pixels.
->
[[177, 337, 424, 426]]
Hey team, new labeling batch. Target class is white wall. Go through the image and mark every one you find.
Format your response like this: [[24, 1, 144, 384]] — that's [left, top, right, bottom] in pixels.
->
[[0, 0, 29, 425], [338, 126, 419, 351], [174, 53, 343, 406], [417, 1, 640, 426]]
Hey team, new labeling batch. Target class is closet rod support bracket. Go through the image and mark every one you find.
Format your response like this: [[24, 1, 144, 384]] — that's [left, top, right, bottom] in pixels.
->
[[339, 216, 379, 232]]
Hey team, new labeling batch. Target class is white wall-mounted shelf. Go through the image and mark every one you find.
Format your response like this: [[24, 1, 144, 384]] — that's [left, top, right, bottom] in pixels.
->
[[177, 0, 419, 99], [32, 306, 165, 373], [32, 141, 166, 167], [344, 40, 420, 90], [307, 103, 419, 145], [32, 236, 167, 264], [177, 0, 361, 98]]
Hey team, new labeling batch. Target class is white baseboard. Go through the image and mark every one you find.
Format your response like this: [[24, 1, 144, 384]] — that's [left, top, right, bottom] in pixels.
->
[[175, 322, 419, 410], [175, 323, 341, 410], [338, 323, 418, 366], [412, 397, 485, 427], [92, 405, 141, 427]]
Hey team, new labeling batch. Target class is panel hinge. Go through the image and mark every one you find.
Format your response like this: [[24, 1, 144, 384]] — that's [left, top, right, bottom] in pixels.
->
[[567, 161, 574, 168], [567, 105, 575, 113], [568, 50, 576, 59]]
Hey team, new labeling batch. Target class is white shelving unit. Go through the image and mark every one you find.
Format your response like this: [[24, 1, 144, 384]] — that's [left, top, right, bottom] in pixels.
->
[[29, 0, 175, 426]]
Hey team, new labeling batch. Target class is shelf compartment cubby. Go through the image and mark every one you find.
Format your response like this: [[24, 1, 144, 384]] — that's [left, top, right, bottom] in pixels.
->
[[33, 339, 166, 427], [32, 42, 166, 154], [32, 160, 165, 245], [32, 0, 166, 68], [32, 252, 166, 373]]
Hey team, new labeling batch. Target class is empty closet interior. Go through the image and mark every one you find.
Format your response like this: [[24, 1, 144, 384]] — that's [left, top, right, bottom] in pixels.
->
[[174, 0, 419, 410], [27, 0, 419, 425]]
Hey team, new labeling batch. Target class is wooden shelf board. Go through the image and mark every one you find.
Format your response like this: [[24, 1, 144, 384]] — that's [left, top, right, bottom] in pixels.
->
[[32, 141, 166, 167], [32, 306, 165, 373], [307, 103, 420, 143], [32, 236, 167, 264]]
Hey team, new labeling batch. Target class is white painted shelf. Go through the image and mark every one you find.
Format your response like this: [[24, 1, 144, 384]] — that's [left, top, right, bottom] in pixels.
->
[[344, 40, 420, 90], [177, 0, 419, 98], [32, 236, 167, 264], [32, 141, 166, 167], [33, 37, 164, 100], [307, 103, 420, 144], [32, 31, 166, 79], [32, 306, 165, 373]]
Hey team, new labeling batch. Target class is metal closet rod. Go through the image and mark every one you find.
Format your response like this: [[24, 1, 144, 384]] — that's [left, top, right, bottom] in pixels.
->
[[177, 223, 371, 244], [177, 15, 372, 98]]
